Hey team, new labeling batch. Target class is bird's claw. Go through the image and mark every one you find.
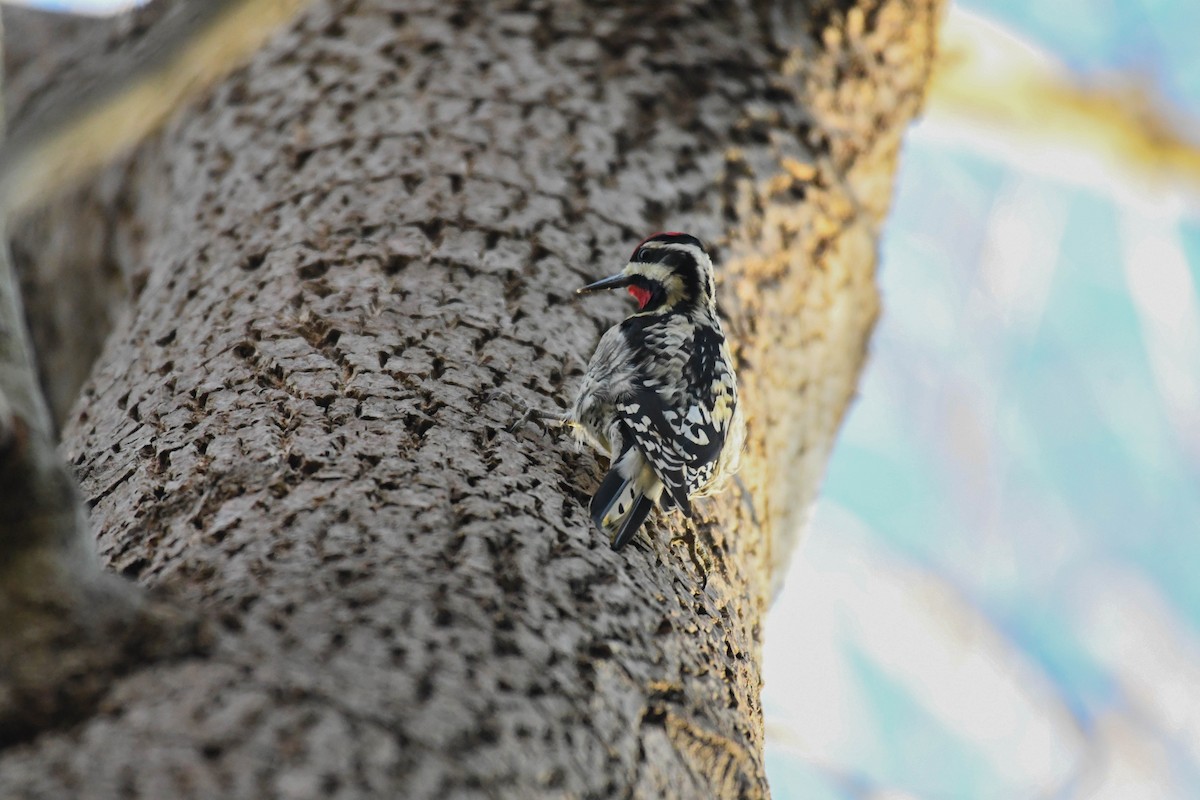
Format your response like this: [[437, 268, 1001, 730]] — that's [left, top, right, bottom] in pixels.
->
[[508, 407, 540, 433], [487, 389, 567, 435]]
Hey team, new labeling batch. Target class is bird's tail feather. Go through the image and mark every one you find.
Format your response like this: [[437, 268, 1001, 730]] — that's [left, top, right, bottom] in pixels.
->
[[590, 467, 656, 550], [590, 468, 636, 531], [610, 494, 655, 551]]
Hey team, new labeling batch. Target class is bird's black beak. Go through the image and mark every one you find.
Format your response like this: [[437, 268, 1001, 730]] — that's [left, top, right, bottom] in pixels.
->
[[577, 273, 632, 295]]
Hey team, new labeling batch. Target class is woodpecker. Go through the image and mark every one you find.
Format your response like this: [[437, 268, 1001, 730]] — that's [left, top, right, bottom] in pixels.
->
[[571, 232, 745, 550]]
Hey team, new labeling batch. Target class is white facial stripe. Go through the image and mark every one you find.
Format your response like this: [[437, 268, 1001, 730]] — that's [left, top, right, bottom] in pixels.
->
[[624, 261, 675, 284], [654, 242, 707, 260]]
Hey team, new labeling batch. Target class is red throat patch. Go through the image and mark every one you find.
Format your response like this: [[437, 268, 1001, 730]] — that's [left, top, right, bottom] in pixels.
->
[[628, 285, 652, 309]]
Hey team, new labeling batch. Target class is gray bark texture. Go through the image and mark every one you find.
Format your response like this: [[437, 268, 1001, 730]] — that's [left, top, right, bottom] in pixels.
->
[[0, 0, 940, 797]]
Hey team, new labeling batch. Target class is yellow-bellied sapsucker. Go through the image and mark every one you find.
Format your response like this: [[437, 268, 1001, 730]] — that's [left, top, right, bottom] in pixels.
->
[[572, 232, 745, 550]]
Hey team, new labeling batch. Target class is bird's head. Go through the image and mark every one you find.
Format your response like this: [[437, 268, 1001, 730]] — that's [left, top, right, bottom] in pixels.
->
[[577, 232, 715, 315]]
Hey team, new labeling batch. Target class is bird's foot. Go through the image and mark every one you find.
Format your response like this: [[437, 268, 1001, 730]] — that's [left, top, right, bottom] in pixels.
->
[[486, 390, 570, 434]]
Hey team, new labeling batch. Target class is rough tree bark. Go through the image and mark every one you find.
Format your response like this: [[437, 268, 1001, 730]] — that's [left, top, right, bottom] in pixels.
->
[[0, 0, 940, 797]]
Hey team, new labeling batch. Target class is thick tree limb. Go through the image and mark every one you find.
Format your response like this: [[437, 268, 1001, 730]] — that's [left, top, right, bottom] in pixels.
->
[[1, 0, 942, 795]]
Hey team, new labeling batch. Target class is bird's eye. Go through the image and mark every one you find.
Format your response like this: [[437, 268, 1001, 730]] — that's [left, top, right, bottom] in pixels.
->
[[635, 248, 648, 261]]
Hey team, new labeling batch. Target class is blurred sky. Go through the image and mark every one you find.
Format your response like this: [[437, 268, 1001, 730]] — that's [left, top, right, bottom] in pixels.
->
[[18, 0, 1200, 797], [9, 0, 138, 12], [763, 1, 1200, 798]]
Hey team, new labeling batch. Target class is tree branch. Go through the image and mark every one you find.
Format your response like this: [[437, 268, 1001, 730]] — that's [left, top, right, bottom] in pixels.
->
[[0, 7, 203, 750], [1, 0, 315, 218], [4, 0, 316, 425]]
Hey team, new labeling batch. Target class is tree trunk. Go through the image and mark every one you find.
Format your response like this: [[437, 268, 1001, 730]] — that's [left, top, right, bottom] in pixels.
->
[[0, 0, 940, 797]]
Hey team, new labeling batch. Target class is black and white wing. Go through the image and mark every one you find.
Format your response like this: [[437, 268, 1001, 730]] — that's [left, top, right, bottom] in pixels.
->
[[613, 327, 738, 515], [614, 391, 711, 516]]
